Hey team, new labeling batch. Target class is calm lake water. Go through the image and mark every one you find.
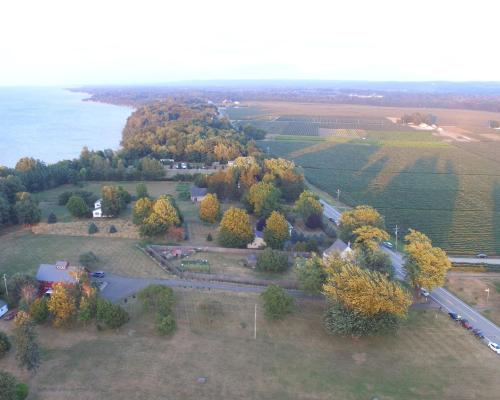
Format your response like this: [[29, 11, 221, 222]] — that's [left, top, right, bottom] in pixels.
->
[[0, 87, 132, 167]]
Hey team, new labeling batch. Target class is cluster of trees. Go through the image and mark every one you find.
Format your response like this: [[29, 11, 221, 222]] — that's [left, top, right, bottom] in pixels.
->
[[137, 284, 176, 335], [294, 190, 323, 229], [0, 176, 41, 228], [133, 194, 183, 237]]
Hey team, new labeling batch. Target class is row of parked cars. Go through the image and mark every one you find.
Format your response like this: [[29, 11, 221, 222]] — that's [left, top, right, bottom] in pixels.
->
[[448, 312, 500, 355]]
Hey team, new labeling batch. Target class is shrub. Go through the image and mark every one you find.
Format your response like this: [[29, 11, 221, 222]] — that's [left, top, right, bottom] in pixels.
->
[[29, 298, 49, 324], [79, 251, 99, 267], [178, 191, 191, 201], [260, 285, 294, 320], [155, 314, 176, 335], [109, 225, 117, 234], [47, 212, 57, 224], [206, 233, 213, 241], [295, 256, 327, 294], [137, 285, 174, 315], [67, 195, 89, 218], [15, 383, 29, 400], [58, 191, 74, 206], [96, 299, 129, 329], [305, 213, 323, 229], [136, 182, 149, 199], [0, 370, 17, 400], [0, 331, 11, 358], [256, 248, 289, 273], [88, 222, 99, 234]]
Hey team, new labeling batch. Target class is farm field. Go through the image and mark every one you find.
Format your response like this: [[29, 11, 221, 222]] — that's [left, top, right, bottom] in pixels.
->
[[1, 290, 499, 400], [445, 272, 500, 326], [261, 138, 500, 255]]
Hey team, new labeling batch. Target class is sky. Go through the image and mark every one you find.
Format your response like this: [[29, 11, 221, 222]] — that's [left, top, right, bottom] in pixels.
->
[[1, 0, 500, 85]]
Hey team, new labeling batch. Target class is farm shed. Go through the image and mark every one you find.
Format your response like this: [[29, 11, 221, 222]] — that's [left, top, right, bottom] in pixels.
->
[[323, 239, 353, 260], [190, 187, 208, 202]]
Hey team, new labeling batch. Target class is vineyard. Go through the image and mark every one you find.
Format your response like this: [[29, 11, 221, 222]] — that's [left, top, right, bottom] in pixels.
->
[[260, 139, 500, 256]]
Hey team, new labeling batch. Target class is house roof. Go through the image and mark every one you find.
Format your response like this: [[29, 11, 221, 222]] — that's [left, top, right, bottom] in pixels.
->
[[0, 299, 7, 308], [323, 239, 350, 256], [36, 264, 78, 284], [190, 187, 208, 197]]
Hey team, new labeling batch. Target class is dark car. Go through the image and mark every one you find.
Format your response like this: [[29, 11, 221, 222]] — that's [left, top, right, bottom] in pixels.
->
[[448, 312, 462, 321], [91, 271, 105, 278], [460, 319, 473, 330], [472, 329, 485, 339], [3, 310, 18, 321], [477, 253, 488, 259]]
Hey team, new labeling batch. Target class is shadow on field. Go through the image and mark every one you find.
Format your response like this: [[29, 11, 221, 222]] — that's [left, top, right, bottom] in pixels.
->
[[374, 157, 458, 249], [492, 184, 500, 254]]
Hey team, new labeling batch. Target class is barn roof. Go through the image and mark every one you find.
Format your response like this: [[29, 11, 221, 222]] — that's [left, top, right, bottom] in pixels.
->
[[190, 187, 208, 197], [323, 239, 350, 256], [36, 264, 78, 284]]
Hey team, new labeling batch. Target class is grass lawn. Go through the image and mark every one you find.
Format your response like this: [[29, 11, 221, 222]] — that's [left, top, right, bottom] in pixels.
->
[[0, 229, 167, 278], [445, 272, 500, 326], [1, 289, 499, 399]]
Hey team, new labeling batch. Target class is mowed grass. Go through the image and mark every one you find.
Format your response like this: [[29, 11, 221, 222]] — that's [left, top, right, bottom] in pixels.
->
[[446, 273, 500, 326], [1, 290, 499, 400], [261, 138, 500, 256], [0, 229, 166, 278]]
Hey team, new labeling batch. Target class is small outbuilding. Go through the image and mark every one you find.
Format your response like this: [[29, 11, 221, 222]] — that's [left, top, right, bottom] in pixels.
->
[[0, 299, 8, 318], [190, 187, 208, 202], [323, 239, 353, 260]]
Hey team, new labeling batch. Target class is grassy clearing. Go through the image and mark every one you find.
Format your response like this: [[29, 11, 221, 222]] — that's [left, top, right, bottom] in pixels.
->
[[445, 273, 500, 325], [1, 289, 499, 399], [0, 229, 166, 278]]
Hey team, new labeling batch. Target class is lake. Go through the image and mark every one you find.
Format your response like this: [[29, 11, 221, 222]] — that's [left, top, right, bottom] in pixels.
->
[[0, 87, 132, 167]]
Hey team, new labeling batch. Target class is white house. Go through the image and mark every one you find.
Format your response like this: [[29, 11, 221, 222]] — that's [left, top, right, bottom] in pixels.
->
[[323, 239, 353, 260], [0, 299, 8, 318], [93, 208, 103, 218], [94, 199, 102, 209]]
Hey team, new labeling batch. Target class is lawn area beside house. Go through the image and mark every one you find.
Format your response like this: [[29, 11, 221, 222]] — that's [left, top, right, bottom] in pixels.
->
[[0, 289, 499, 400], [0, 229, 167, 278]]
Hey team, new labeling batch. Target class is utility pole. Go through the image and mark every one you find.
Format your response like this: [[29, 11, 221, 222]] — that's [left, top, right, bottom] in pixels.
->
[[485, 288, 490, 305], [254, 303, 257, 340], [336, 188, 341, 201], [3, 274, 7, 297], [394, 225, 399, 250]]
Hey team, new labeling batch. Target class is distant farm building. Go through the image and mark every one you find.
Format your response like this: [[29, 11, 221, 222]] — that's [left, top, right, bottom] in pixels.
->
[[92, 198, 110, 218], [323, 239, 353, 260], [190, 187, 208, 202]]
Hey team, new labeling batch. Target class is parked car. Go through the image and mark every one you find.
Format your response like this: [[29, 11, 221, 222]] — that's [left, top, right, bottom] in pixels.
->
[[488, 342, 500, 354], [3, 310, 18, 321], [91, 271, 105, 278], [472, 329, 485, 339], [477, 253, 488, 259], [448, 312, 462, 321], [382, 241, 394, 249], [460, 319, 473, 330]]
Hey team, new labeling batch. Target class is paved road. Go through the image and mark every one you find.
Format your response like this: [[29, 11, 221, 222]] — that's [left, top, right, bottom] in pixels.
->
[[449, 257, 500, 266], [320, 197, 500, 345], [99, 274, 315, 303]]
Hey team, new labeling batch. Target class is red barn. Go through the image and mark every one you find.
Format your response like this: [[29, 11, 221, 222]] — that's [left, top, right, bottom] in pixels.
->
[[35, 261, 83, 292]]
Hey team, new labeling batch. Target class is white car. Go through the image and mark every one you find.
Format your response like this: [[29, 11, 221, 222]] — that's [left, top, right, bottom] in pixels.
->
[[488, 342, 500, 355], [420, 288, 430, 298]]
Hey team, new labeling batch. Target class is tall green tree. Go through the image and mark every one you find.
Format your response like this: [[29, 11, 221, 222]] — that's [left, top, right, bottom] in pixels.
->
[[14, 311, 40, 373]]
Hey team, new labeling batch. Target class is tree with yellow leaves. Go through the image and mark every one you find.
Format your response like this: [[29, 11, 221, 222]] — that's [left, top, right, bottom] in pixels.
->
[[353, 226, 390, 254], [339, 205, 384, 242], [199, 193, 220, 223], [404, 229, 451, 291], [322, 256, 412, 336], [139, 195, 181, 237], [263, 211, 290, 249], [323, 256, 412, 317], [294, 190, 323, 220], [218, 207, 254, 248], [133, 197, 153, 225], [47, 283, 78, 327], [247, 181, 281, 217]]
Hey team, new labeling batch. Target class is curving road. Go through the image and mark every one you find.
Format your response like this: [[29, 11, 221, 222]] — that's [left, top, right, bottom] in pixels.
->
[[320, 198, 500, 344]]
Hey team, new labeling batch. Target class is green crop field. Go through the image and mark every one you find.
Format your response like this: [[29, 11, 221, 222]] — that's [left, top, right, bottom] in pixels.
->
[[260, 138, 500, 256]]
